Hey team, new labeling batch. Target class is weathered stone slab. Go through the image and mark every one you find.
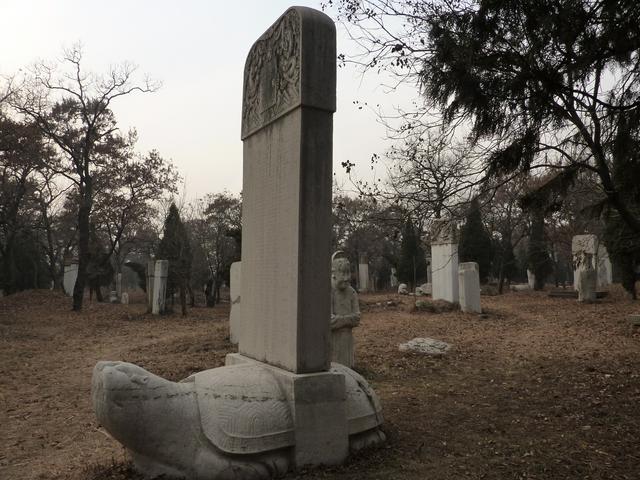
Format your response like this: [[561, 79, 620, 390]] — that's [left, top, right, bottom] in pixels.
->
[[229, 261, 242, 345], [146, 259, 155, 312], [63, 262, 78, 296], [358, 254, 369, 292], [597, 244, 613, 288], [398, 283, 408, 295], [431, 219, 459, 303], [399, 337, 451, 355], [458, 262, 481, 313], [578, 267, 597, 302], [152, 260, 168, 315], [239, 7, 336, 374]]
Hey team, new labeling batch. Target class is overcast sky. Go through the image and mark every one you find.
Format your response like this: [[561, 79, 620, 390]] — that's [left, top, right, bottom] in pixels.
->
[[0, 0, 418, 199]]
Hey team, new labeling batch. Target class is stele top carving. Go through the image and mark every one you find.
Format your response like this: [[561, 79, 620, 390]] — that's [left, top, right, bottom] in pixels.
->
[[241, 9, 301, 138]]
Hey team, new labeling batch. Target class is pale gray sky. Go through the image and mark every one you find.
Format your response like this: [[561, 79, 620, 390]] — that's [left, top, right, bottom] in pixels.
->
[[0, 0, 418, 198]]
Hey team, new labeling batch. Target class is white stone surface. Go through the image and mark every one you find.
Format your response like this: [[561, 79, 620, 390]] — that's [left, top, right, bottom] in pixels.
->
[[152, 260, 168, 315], [458, 262, 482, 313], [63, 263, 78, 296], [399, 337, 451, 355], [398, 283, 408, 295], [121, 292, 129, 305], [572, 234, 598, 290], [431, 220, 459, 303], [419, 283, 432, 295], [229, 261, 242, 345]]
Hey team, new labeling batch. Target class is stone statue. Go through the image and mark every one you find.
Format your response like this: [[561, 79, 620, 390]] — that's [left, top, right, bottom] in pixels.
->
[[92, 360, 385, 480], [331, 251, 360, 367]]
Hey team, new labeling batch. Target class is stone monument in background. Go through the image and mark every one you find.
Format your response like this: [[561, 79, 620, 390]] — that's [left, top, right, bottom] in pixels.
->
[[151, 260, 168, 315], [330, 251, 360, 367], [431, 219, 459, 303], [92, 8, 384, 479], [358, 254, 369, 292], [63, 259, 78, 296], [458, 262, 482, 313]]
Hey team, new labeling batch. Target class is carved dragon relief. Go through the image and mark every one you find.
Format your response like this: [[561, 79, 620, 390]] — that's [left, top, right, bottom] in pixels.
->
[[242, 9, 301, 138]]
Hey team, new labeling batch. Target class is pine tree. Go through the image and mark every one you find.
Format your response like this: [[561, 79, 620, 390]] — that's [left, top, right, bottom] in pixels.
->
[[157, 203, 192, 316], [459, 198, 493, 282], [397, 217, 427, 290]]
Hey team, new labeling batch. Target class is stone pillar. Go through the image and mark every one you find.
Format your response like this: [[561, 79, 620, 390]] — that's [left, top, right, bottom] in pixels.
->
[[152, 260, 168, 315], [226, 7, 354, 468], [358, 254, 369, 293], [430, 219, 459, 303], [578, 263, 597, 302], [458, 262, 481, 313], [426, 261, 432, 284], [572, 235, 598, 290], [146, 260, 155, 313], [390, 267, 398, 288], [229, 261, 242, 345], [63, 262, 79, 296]]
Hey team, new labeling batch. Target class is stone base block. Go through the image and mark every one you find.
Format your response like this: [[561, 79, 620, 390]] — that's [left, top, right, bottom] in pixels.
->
[[225, 353, 349, 467]]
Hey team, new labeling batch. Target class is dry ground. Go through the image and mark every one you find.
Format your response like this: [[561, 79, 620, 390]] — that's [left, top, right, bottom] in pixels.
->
[[1, 287, 639, 480]]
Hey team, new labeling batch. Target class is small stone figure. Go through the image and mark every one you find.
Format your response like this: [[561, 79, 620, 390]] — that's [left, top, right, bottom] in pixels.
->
[[331, 251, 360, 367]]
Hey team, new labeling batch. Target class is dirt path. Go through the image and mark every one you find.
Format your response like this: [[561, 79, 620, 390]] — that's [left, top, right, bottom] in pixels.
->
[[1, 288, 638, 480]]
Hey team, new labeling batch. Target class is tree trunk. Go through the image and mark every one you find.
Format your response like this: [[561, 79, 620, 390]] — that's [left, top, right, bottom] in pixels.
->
[[73, 180, 92, 311], [180, 284, 187, 316]]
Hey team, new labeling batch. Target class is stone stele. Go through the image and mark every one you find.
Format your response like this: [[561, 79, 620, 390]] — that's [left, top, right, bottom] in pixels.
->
[[331, 251, 360, 368], [458, 262, 482, 313], [92, 7, 384, 479], [431, 219, 459, 303]]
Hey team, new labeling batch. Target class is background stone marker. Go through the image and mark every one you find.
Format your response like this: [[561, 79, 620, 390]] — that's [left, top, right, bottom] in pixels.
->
[[459, 262, 482, 313], [229, 261, 242, 345], [431, 219, 459, 303], [572, 234, 598, 290], [152, 260, 168, 315], [146, 259, 155, 312], [63, 262, 78, 296], [237, 7, 336, 374], [358, 254, 369, 292]]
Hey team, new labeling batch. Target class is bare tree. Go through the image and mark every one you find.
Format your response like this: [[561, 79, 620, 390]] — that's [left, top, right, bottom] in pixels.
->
[[9, 45, 159, 310]]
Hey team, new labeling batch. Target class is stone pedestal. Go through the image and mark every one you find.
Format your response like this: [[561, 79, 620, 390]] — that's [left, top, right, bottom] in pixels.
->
[[152, 260, 168, 315], [229, 261, 242, 345], [458, 262, 481, 313], [226, 353, 349, 466], [431, 220, 459, 303]]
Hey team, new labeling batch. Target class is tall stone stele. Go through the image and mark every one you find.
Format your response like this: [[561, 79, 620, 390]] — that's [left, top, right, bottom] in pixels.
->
[[431, 219, 460, 303], [91, 8, 384, 480], [358, 254, 370, 292], [331, 251, 361, 368]]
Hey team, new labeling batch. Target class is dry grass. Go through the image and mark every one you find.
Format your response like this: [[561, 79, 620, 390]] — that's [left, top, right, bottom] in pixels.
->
[[1, 287, 639, 480]]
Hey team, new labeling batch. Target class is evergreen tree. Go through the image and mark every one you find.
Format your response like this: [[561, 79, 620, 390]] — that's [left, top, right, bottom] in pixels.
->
[[397, 217, 427, 290], [157, 203, 192, 316], [459, 198, 493, 282]]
